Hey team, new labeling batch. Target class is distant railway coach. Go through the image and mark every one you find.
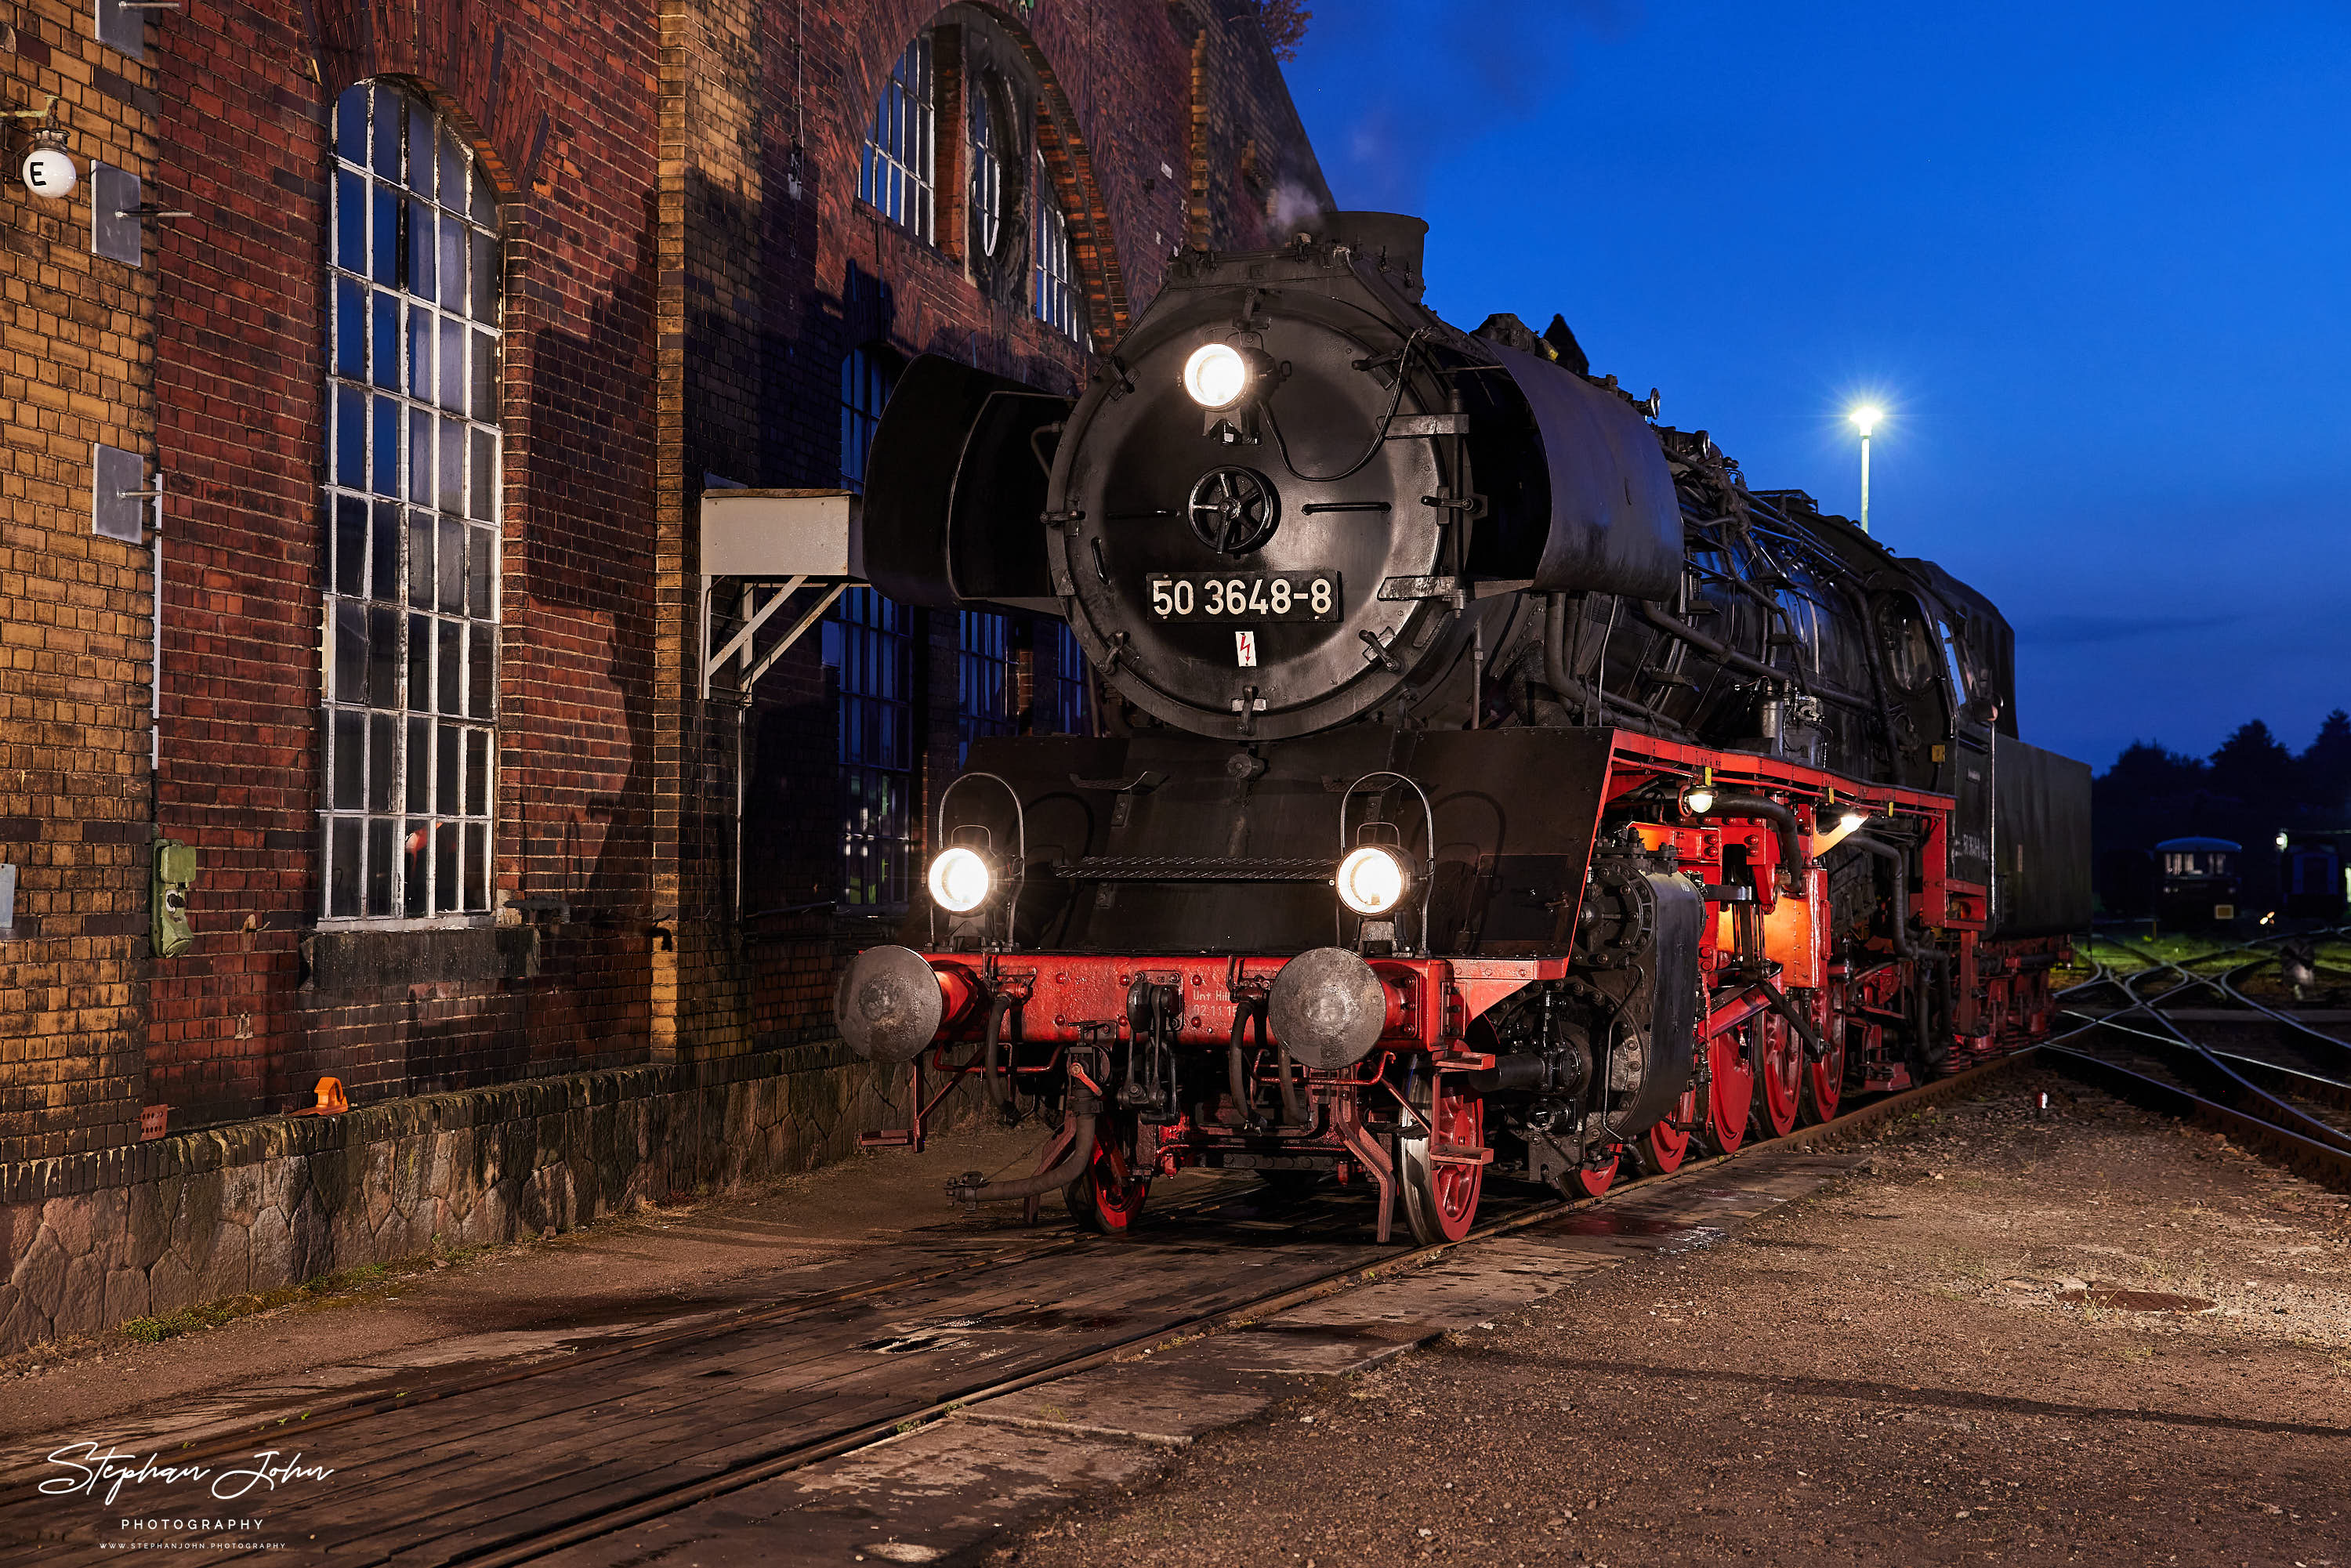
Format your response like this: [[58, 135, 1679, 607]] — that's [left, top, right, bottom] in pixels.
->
[[828, 212, 2095, 1244], [2154, 837, 2242, 929]]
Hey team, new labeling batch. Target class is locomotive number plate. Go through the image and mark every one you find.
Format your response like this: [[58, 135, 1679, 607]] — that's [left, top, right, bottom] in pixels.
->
[[1145, 572, 1339, 622]]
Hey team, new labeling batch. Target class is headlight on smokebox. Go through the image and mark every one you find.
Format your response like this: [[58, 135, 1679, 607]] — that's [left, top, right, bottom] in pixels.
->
[[926, 846, 996, 914], [1335, 845, 1411, 916]]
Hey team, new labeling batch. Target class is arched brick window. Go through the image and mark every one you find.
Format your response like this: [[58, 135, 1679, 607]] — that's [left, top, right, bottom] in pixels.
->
[[1031, 151, 1085, 341], [828, 344, 913, 907], [321, 80, 502, 922], [860, 34, 936, 241]]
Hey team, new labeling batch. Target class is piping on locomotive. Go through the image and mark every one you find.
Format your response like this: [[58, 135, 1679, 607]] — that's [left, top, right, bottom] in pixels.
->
[[831, 212, 2092, 1245]]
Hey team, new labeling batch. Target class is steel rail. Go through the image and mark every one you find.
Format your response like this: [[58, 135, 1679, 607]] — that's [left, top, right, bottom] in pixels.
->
[[116, 1182, 1256, 1475], [2041, 1045, 2351, 1194]]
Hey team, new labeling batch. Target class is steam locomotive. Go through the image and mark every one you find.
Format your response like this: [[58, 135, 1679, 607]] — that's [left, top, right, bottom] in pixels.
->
[[834, 212, 2092, 1244]]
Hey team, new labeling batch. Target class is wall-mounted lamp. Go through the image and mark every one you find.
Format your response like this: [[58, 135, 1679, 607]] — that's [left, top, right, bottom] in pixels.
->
[[6, 98, 76, 200]]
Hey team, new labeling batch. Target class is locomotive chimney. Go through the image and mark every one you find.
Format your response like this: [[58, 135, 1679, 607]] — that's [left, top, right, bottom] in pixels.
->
[[1304, 211, 1429, 301]]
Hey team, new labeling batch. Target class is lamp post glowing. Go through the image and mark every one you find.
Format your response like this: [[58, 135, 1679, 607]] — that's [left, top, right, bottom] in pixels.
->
[[1849, 405, 1882, 534]]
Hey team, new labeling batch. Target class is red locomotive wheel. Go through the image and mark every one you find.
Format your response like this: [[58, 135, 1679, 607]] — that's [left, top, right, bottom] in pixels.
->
[[1752, 1013, 1802, 1141], [1705, 1023, 1755, 1156], [1802, 1018, 1846, 1125], [1400, 1074, 1486, 1245], [1569, 1148, 1621, 1199], [1645, 1093, 1695, 1175], [1066, 1136, 1150, 1235]]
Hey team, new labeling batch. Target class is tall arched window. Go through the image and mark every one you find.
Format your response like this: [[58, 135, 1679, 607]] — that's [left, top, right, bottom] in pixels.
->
[[322, 80, 502, 922], [1031, 153, 1085, 341], [860, 34, 935, 241], [967, 81, 1006, 261], [828, 345, 913, 907]]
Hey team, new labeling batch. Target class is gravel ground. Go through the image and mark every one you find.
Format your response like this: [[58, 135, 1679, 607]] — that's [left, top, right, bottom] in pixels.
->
[[998, 1070, 2351, 1567]]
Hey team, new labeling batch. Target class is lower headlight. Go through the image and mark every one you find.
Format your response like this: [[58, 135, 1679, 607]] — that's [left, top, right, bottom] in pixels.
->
[[927, 846, 994, 914], [1335, 845, 1409, 916]]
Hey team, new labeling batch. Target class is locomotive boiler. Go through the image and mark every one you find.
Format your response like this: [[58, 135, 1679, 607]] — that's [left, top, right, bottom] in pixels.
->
[[833, 212, 2092, 1244]]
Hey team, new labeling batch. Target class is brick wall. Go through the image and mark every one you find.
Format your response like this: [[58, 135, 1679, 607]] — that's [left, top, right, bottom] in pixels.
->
[[0, 0, 1325, 1244], [0, 2, 163, 1161]]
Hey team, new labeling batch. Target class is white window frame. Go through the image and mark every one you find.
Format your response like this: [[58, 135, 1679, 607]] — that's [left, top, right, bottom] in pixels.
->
[[320, 80, 504, 927], [1031, 151, 1085, 341], [860, 34, 936, 241]]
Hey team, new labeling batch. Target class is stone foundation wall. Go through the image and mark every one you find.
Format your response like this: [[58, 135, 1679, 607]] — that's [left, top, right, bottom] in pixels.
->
[[0, 1048, 929, 1354]]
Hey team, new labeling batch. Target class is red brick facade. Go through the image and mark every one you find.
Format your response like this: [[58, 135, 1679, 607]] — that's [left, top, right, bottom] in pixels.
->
[[0, 2, 1325, 1167]]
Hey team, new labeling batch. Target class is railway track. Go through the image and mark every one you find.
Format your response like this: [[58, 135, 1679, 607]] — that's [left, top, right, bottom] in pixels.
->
[[0, 1059, 2029, 1565], [2044, 932, 2351, 1193]]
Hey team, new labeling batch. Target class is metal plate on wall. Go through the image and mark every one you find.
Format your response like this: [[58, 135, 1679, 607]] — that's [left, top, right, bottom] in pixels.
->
[[95, 0, 147, 58], [92, 443, 146, 542], [92, 165, 141, 266]]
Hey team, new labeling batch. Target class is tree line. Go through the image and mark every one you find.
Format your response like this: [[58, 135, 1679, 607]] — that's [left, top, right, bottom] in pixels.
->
[[2092, 710, 2351, 914]]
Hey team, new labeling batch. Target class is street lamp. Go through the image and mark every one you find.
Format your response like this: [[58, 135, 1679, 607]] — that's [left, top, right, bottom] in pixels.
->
[[1849, 405, 1883, 534]]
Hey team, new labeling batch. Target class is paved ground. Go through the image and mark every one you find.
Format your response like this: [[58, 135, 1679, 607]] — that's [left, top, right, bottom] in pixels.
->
[[2, 1066, 2345, 1565]]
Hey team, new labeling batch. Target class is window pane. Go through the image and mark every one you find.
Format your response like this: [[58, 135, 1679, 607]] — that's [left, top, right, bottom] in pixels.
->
[[372, 396, 399, 496], [335, 278, 362, 378], [404, 818, 429, 915], [333, 708, 363, 809], [468, 623, 494, 718], [335, 602, 367, 704], [371, 501, 400, 602], [368, 603, 400, 708], [408, 406, 433, 502], [335, 86, 365, 165], [335, 168, 365, 274], [469, 428, 494, 519], [471, 163, 494, 224], [462, 822, 487, 911], [471, 234, 498, 324], [435, 820, 460, 913], [330, 817, 361, 917], [371, 186, 397, 284], [466, 527, 492, 617], [408, 198, 436, 302], [334, 496, 366, 597], [440, 137, 465, 224], [439, 414, 465, 514], [471, 329, 497, 420], [408, 613, 432, 712], [438, 316, 464, 411], [437, 723, 460, 816], [438, 215, 465, 315], [366, 817, 394, 916], [407, 305, 431, 399], [437, 619, 462, 714], [465, 727, 488, 815], [368, 712, 397, 813], [335, 385, 364, 488], [371, 85, 400, 179], [407, 716, 430, 811], [408, 511, 433, 607], [372, 292, 398, 390], [437, 517, 464, 612], [407, 98, 434, 197]]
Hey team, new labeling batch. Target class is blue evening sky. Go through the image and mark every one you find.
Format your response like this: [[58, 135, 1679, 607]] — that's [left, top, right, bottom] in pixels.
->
[[1278, 1, 2351, 772]]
